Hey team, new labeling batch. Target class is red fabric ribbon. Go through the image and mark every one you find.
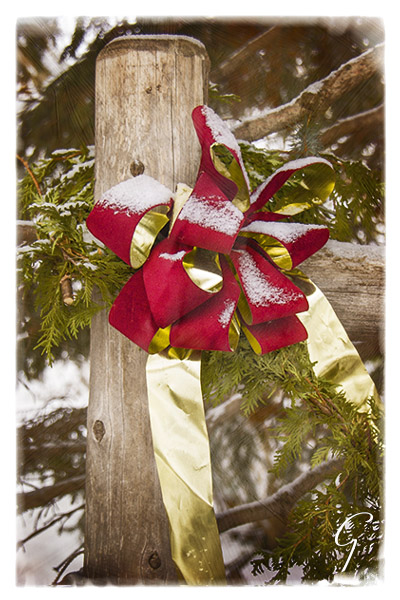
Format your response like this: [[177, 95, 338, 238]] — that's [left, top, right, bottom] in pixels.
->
[[87, 105, 333, 355]]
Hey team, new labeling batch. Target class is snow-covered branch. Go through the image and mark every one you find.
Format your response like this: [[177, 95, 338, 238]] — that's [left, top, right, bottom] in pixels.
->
[[231, 43, 384, 141], [216, 457, 344, 533]]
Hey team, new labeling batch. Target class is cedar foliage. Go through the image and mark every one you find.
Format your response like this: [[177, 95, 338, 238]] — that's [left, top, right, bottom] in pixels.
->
[[202, 337, 383, 583]]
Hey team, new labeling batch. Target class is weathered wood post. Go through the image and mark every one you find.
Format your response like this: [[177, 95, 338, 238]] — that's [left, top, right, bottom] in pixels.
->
[[84, 35, 210, 584]]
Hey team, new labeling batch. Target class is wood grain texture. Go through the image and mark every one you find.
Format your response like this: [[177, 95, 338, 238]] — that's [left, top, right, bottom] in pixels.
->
[[301, 240, 384, 355], [84, 35, 209, 584]]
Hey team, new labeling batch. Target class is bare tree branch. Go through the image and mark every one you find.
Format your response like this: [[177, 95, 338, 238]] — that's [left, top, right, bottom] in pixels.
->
[[17, 475, 85, 513], [17, 503, 84, 548], [231, 43, 384, 141], [22, 441, 86, 459], [17, 220, 37, 245], [320, 105, 384, 149], [216, 457, 344, 533], [52, 546, 85, 586]]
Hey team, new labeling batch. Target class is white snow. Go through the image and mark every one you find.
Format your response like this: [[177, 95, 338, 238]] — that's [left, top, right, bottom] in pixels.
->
[[16, 360, 89, 424], [202, 105, 242, 156], [304, 79, 324, 94], [178, 194, 243, 235], [237, 250, 302, 307], [322, 238, 384, 264], [241, 221, 327, 243], [98, 175, 172, 215], [218, 299, 236, 328], [60, 158, 94, 181], [159, 250, 187, 262]]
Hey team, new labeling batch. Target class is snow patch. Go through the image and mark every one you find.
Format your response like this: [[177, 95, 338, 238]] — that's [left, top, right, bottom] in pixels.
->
[[202, 105, 242, 155], [159, 250, 187, 262], [237, 251, 302, 307], [201, 106, 251, 190], [98, 175, 172, 215], [323, 239, 384, 264], [241, 221, 326, 243], [218, 299, 236, 329], [178, 194, 243, 236]]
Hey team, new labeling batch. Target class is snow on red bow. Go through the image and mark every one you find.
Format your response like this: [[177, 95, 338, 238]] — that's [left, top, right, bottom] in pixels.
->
[[86, 105, 334, 355]]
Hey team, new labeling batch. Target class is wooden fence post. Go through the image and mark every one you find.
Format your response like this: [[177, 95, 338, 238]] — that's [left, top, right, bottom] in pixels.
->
[[84, 35, 210, 584]]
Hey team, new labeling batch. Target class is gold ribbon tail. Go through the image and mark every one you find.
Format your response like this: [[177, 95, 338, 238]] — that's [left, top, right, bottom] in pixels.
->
[[146, 351, 226, 585], [294, 271, 381, 411]]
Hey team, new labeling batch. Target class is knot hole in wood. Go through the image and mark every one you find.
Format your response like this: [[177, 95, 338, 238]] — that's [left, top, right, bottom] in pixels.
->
[[148, 551, 161, 570], [93, 419, 105, 443], [130, 159, 145, 177]]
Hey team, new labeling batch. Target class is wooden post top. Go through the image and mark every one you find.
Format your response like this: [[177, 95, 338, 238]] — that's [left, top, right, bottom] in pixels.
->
[[97, 34, 210, 63]]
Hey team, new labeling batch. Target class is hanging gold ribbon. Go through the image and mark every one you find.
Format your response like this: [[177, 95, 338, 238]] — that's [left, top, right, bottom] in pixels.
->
[[292, 271, 381, 411], [146, 351, 226, 585]]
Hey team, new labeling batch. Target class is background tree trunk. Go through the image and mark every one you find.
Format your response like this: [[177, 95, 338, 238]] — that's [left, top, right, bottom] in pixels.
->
[[84, 35, 210, 584]]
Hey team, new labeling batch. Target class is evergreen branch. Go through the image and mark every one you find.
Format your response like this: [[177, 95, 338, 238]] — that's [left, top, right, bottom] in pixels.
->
[[17, 154, 43, 198], [216, 457, 344, 533], [18, 144, 384, 366], [253, 484, 383, 583]]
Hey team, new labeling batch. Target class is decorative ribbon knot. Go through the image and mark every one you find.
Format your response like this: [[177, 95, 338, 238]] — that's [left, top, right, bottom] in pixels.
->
[[87, 105, 335, 356]]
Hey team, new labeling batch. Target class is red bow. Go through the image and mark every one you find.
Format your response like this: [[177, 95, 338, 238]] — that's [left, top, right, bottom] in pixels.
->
[[87, 105, 334, 355]]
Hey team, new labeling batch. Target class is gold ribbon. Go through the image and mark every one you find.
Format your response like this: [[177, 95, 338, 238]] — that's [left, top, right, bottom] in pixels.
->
[[129, 206, 170, 269], [146, 351, 226, 585], [292, 270, 381, 411]]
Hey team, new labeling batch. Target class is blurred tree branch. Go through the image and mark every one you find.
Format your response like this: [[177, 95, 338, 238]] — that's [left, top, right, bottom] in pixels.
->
[[17, 475, 85, 513], [216, 457, 344, 533], [17, 504, 84, 548], [211, 26, 279, 80], [320, 104, 384, 149]]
